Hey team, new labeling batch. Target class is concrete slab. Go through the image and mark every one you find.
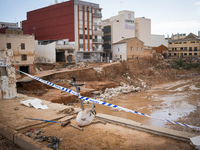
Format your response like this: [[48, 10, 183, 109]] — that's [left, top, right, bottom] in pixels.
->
[[96, 113, 197, 142]]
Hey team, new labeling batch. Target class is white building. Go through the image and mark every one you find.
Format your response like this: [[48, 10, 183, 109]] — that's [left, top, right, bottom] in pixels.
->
[[151, 34, 168, 47], [35, 39, 75, 64], [102, 10, 135, 61], [135, 17, 151, 46]]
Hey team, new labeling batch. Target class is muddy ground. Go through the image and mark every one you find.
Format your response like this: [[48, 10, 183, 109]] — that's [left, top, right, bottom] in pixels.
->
[[16, 59, 200, 134], [1, 59, 200, 149]]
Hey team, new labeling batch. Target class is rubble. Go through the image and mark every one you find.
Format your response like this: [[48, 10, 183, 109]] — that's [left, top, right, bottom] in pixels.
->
[[93, 67, 102, 73], [99, 82, 141, 100]]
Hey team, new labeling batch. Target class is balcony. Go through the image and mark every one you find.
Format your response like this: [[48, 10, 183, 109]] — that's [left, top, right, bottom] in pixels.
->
[[93, 39, 103, 43], [93, 47, 103, 52], [93, 30, 102, 36], [93, 22, 102, 26], [93, 12, 102, 18]]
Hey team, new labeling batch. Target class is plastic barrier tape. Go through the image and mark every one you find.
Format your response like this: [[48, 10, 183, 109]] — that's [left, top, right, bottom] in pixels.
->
[[1, 63, 200, 131]]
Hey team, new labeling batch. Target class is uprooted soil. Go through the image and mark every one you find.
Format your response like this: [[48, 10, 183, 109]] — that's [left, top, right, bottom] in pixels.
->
[[17, 59, 199, 105]]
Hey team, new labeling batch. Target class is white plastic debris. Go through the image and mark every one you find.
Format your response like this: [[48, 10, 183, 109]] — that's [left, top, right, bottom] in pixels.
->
[[190, 136, 200, 150], [20, 98, 49, 110], [76, 108, 94, 126]]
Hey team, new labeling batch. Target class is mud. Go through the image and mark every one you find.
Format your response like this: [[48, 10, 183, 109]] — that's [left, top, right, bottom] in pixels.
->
[[16, 59, 200, 134], [74, 75, 200, 134]]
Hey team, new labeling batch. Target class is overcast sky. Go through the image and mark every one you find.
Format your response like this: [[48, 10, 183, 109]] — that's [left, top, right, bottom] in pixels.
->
[[0, 0, 200, 37]]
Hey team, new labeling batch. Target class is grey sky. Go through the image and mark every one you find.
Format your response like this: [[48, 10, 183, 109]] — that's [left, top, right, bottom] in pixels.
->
[[0, 0, 200, 36]]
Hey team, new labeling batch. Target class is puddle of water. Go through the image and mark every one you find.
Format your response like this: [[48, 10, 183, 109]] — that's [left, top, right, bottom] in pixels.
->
[[74, 79, 200, 128]]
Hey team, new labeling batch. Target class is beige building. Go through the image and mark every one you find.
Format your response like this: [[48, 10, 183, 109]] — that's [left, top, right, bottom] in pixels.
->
[[0, 33, 35, 74], [135, 17, 151, 46], [112, 38, 152, 61], [102, 11, 152, 61], [168, 33, 200, 58], [102, 10, 135, 61]]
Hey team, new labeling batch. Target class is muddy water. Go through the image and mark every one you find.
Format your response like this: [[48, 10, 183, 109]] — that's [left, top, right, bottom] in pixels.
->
[[74, 77, 200, 128]]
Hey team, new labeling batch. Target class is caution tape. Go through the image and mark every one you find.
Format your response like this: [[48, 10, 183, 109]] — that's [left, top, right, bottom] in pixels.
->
[[1, 63, 200, 131]]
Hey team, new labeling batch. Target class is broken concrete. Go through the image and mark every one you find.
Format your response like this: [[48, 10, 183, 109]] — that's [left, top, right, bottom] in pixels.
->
[[0, 48, 17, 99]]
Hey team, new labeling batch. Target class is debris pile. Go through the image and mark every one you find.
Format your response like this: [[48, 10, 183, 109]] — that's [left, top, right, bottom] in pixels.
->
[[66, 62, 92, 69], [93, 67, 102, 73], [99, 82, 141, 100]]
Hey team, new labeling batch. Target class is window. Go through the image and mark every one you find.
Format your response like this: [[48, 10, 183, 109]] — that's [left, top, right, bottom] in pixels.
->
[[7, 43, 11, 49], [80, 44, 83, 48], [137, 47, 139, 51], [21, 43, 25, 49], [180, 47, 183, 50], [183, 42, 187, 44], [79, 34, 83, 39], [141, 47, 143, 51], [174, 53, 176, 56], [21, 54, 27, 61], [184, 53, 187, 56], [130, 47, 133, 51], [190, 41, 195, 43], [175, 48, 177, 50], [68, 50, 73, 53], [184, 47, 187, 50], [169, 53, 171, 56], [189, 47, 192, 51], [179, 42, 182, 44], [172, 48, 174, 50], [118, 48, 120, 52], [83, 53, 90, 59], [120, 55, 122, 59], [85, 35, 88, 39], [103, 35, 111, 42], [194, 47, 197, 51], [194, 53, 197, 55], [189, 53, 192, 56]]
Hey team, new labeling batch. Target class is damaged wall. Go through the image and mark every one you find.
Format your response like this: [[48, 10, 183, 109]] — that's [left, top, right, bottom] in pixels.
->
[[0, 49, 17, 99]]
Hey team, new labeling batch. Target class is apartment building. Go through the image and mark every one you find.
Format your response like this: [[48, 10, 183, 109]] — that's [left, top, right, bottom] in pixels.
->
[[135, 17, 151, 46], [22, 0, 103, 63], [102, 11, 153, 61], [102, 10, 135, 61], [0, 27, 35, 74], [168, 33, 200, 58]]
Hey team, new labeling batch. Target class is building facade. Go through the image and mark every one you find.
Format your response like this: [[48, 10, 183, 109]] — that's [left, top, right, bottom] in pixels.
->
[[112, 38, 152, 61], [168, 33, 200, 58], [22, 0, 103, 63], [102, 10, 135, 62], [151, 34, 168, 47], [0, 33, 35, 74], [102, 11, 153, 62], [135, 17, 151, 46], [35, 39, 75, 64]]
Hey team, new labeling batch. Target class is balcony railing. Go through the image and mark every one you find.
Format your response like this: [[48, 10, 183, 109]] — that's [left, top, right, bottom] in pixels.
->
[[93, 39, 102, 43], [93, 30, 102, 35], [93, 12, 102, 18]]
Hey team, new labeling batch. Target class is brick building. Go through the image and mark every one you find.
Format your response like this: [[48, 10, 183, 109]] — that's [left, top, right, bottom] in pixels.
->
[[22, 0, 103, 62]]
